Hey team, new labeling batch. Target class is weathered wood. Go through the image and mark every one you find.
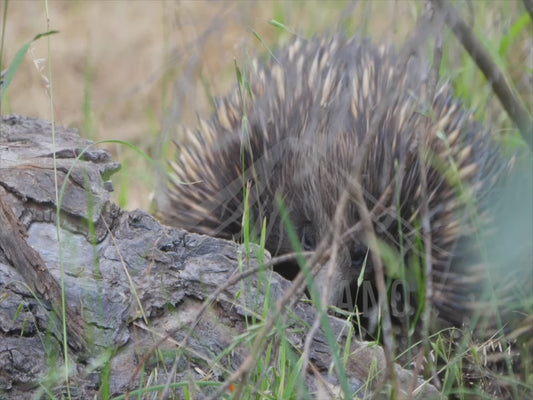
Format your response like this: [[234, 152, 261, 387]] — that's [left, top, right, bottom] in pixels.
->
[[0, 115, 440, 399], [0, 192, 86, 352]]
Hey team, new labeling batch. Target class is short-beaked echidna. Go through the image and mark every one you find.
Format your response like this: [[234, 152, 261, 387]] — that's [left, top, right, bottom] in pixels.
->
[[158, 34, 503, 330]]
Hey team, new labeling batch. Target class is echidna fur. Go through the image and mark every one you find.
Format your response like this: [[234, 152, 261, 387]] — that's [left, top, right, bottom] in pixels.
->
[[159, 34, 504, 332]]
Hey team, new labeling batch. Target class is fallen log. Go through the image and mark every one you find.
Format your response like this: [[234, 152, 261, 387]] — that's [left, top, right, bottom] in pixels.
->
[[0, 115, 439, 399]]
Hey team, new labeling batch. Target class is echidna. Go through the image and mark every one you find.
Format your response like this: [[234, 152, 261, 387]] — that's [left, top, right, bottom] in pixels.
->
[[158, 34, 503, 331]]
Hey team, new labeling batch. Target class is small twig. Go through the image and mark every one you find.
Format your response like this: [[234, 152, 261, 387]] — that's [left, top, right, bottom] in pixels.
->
[[301, 189, 350, 385], [432, 0, 533, 151], [208, 254, 324, 400], [408, 3, 445, 396], [347, 6, 437, 394]]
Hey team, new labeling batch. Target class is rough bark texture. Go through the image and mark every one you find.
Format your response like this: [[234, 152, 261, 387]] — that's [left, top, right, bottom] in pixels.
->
[[0, 115, 440, 399]]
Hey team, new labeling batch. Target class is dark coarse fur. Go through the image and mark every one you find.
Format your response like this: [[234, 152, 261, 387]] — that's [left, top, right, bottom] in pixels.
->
[[159, 35, 503, 332]]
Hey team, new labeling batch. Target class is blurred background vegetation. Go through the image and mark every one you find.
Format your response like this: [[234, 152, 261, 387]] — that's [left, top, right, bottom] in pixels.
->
[[2, 0, 531, 211]]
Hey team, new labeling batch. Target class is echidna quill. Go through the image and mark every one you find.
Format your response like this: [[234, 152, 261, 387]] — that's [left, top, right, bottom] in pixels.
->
[[158, 34, 504, 332]]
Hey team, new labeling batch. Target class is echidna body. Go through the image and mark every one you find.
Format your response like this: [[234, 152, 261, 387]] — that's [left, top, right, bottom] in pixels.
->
[[159, 35, 501, 329]]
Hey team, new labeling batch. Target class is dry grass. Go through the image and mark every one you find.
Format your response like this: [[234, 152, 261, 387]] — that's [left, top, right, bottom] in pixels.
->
[[3, 0, 435, 209]]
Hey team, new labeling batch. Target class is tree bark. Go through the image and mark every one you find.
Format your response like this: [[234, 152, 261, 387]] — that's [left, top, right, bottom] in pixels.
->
[[0, 115, 439, 399]]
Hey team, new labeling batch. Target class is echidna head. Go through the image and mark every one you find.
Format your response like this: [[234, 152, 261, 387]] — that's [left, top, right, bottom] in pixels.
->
[[239, 129, 381, 310]]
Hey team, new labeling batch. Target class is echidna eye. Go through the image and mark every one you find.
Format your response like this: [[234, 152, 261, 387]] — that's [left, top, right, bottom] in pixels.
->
[[300, 224, 316, 251], [351, 247, 368, 269]]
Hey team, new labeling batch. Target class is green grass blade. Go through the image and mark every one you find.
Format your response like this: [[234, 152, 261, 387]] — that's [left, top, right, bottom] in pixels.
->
[[499, 12, 531, 57], [0, 30, 58, 102]]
